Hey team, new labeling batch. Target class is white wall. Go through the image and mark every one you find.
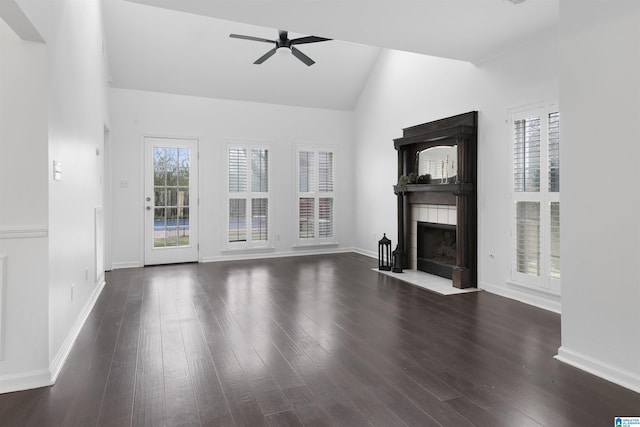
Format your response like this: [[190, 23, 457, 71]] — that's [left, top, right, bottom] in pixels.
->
[[109, 88, 355, 267], [0, 17, 50, 392], [16, 0, 111, 383], [556, 0, 640, 393], [354, 37, 560, 311], [44, 0, 109, 375]]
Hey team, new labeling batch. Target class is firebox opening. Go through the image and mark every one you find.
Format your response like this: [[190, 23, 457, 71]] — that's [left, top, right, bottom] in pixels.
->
[[417, 221, 456, 279]]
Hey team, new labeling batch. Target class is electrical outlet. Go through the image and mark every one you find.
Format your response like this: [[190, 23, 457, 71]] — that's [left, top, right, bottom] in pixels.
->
[[85, 267, 89, 281], [70, 284, 75, 301]]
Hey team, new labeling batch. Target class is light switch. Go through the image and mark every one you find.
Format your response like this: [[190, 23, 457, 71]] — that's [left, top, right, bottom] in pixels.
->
[[53, 161, 62, 181]]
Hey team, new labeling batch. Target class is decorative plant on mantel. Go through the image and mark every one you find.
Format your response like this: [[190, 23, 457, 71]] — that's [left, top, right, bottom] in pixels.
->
[[396, 174, 410, 193]]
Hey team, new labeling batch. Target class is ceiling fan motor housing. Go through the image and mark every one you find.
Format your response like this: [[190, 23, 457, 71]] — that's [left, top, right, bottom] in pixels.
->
[[276, 38, 292, 50]]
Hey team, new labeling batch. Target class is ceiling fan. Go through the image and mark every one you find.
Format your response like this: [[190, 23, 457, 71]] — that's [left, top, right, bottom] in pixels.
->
[[229, 30, 331, 66]]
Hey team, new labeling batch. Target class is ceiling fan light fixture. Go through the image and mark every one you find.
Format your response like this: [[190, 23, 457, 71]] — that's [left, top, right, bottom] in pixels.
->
[[230, 29, 331, 66], [505, 0, 527, 4]]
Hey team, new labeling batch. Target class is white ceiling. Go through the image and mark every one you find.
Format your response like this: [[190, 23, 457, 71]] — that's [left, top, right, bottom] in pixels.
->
[[104, 0, 558, 110]]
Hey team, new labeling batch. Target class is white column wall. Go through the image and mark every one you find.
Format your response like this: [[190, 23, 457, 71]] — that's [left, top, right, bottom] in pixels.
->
[[17, 0, 111, 382], [109, 88, 355, 267], [45, 0, 110, 377], [0, 17, 49, 392], [556, 0, 640, 393]]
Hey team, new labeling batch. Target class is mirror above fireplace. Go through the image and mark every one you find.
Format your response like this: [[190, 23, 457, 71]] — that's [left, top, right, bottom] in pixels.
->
[[417, 145, 457, 183]]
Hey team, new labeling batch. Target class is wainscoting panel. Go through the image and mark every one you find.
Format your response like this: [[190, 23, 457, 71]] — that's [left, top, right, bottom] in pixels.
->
[[0, 226, 48, 239], [0, 254, 6, 360]]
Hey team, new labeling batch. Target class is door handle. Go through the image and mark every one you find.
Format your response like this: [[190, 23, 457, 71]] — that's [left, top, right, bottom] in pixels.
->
[[146, 206, 151, 211]]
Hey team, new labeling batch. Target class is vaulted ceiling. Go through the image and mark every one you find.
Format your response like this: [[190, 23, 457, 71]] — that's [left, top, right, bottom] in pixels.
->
[[103, 0, 558, 110], [5, 0, 559, 110]]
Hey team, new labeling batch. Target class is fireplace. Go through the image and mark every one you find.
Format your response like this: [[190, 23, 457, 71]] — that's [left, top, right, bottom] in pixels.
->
[[393, 111, 477, 288], [417, 221, 456, 279]]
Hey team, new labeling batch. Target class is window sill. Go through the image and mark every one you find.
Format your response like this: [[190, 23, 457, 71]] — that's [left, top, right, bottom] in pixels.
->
[[292, 242, 340, 249], [221, 246, 275, 255]]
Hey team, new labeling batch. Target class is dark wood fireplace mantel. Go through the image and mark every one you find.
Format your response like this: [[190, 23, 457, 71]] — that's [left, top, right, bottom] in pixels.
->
[[394, 112, 478, 289]]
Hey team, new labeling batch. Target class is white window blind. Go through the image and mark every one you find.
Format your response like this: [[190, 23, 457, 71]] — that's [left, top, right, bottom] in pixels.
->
[[511, 106, 560, 294], [299, 151, 315, 193], [252, 149, 268, 192], [229, 198, 246, 242], [515, 201, 540, 276], [318, 152, 334, 192], [319, 198, 333, 238], [514, 116, 541, 192], [227, 145, 271, 248], [251, 198, 268, 241], [550, 202, 560, 280], [229, 148, 247, 193], [548, 112, 560, 192], [297, 148, 335, 244], [299, 198, 315, 238]]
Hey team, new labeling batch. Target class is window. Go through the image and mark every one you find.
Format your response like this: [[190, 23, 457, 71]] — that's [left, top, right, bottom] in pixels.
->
[[297, 148, 336, 244], [511, 106, 560, 294], [227, 145, 270, 248]]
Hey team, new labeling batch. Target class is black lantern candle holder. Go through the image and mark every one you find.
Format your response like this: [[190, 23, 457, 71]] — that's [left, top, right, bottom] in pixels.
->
[[392, 244, 403, 273], [378, 234, 392, 271]]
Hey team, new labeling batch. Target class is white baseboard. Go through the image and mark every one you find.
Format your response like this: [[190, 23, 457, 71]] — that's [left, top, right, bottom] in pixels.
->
[[0, 369, 51, 394], [49, 277, 106, 384], [480, 280, 561, 313], [111, 261, 142, 270], [114, 248, 361, 268], [353, 248, 377, 259], [201, 246, 356, 263], [555, 346, 640, 393]]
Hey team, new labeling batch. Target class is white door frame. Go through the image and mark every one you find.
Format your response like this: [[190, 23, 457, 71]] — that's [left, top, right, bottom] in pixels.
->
[[143, 136, 199, 265], [103, 125, 112, 272]]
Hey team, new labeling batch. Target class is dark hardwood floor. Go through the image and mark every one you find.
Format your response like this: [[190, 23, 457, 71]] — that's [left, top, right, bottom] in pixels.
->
[[0, 253, 638, 426]]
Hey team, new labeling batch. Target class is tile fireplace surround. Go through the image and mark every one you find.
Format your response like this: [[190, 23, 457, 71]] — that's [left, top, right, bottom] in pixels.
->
[[409, 204, 456, 270]]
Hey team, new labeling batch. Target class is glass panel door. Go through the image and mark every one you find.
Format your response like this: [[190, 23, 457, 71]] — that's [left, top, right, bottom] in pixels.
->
[[144, 137, 198, 265]]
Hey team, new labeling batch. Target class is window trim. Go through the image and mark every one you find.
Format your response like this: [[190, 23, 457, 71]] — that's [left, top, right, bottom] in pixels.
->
[[226, 142, 273, 250], [295, 145, 337, 246], [509, 103, 560, 295]]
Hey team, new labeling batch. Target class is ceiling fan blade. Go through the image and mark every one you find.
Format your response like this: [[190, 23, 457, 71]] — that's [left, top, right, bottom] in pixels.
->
[[290, 36, 331, 45], [229, 34, 275, 44], [254, 47, 278, 64], [290, 46, 315, 66]]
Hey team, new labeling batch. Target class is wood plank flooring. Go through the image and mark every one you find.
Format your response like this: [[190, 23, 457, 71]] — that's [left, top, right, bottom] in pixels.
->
[[0, 253, 638, 426]]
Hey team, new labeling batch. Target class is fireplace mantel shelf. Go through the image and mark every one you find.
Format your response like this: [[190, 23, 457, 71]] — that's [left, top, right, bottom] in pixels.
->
[[393, 183, 474, 196]]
